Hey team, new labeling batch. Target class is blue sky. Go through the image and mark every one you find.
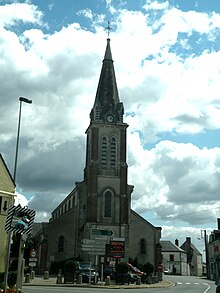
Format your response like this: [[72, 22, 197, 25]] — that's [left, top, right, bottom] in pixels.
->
[[1, 0, 220, 250]]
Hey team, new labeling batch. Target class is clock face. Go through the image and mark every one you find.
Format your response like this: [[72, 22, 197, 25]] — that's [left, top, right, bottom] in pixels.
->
[[106, 115, 114, 123]]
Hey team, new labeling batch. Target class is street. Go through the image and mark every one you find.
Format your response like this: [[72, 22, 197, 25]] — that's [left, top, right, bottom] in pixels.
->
[[23, 275, 216, 293]]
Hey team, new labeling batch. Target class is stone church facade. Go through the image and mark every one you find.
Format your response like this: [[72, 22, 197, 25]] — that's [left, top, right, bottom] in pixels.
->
[[46, 39, 161, 271]]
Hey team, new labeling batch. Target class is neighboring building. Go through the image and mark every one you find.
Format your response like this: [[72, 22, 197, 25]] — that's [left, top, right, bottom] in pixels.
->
[[31, 222, 49, 274], [45, 38, 162, 272], [0, 154, 16, 272], [207, 218, 220, 280], [160, 239, 188, 276], [129, 210, 162, 267], [181, 237, 203, 276]]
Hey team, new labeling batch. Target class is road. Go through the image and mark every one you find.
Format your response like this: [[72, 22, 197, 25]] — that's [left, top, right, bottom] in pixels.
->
[[23, 275, 216, 293]]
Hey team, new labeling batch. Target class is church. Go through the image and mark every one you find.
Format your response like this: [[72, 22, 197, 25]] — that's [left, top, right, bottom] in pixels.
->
[[43, 38, 162, 272]]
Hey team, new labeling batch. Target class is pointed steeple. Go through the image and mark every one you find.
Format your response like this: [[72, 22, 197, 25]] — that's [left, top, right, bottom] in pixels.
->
[[90, 38, 123, 123]]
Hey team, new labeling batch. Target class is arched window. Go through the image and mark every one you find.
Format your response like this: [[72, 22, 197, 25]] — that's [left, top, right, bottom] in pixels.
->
[[58, 235, 65, 252], [101, 137, 107, 168], [110, 137, 117, 167], [140, 238, 146, 254], [104, 190, 112, 217]]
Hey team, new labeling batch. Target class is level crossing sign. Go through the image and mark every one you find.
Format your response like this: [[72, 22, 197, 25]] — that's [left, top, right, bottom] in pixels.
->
[[5, 204, 35, 234]]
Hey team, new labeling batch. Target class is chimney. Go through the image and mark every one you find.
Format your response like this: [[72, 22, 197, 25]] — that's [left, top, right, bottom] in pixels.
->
[[175, 239, 179, 246], [186, 237, 191, 244], [218, 218, 220, 230]]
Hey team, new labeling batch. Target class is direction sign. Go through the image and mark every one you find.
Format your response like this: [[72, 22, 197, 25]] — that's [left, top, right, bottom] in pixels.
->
[[91, 228, 113, 238]]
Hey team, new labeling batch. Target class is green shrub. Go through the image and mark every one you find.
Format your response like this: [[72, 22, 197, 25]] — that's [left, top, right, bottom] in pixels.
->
[[143, 262, 154, 276], [0, 272, 4, 289], [116, 262, 129, 274], [8, 271, 17, 288], [64, 260, 77, 273], [0, 271, 17, 289]]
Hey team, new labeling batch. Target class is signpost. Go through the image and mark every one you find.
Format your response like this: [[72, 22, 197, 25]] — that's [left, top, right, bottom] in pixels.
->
[[81, 239, 107, 255], [4, 205, 35, 293], [91, 228, 113, 238]]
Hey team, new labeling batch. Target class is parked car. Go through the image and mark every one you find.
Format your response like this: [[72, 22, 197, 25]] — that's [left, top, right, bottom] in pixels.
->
[[75, 262, 98, 284], [103, 266, 116, 280], [164, 268, 172, 275]]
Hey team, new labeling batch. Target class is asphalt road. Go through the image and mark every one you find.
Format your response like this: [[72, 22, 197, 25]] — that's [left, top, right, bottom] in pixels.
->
[[23, 275, 216, 293]]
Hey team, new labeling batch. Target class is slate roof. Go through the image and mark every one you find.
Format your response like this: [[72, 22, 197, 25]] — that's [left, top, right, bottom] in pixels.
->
[[160, 240, 186, 253], [92, 38, 120, 119]]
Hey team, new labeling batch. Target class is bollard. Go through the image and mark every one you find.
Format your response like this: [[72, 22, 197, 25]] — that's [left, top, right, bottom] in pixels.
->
[[136, 276, 141, 285], [56, 274, 62, 284], [105, 276, 111, 286], [76, 275, 82, 284], [24, 273, 30, 283], [44, 270, 49, 279], [30, 270, 35, 279]]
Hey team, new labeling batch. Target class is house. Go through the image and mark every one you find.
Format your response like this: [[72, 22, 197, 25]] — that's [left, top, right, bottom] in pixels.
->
[[207, 218, 220, 280], [42, 38, 162, 272], [0, 154, 16, 272], [160, 239, 188, 275], [129, 210, 162, 268], [181, 237, 203, 276]]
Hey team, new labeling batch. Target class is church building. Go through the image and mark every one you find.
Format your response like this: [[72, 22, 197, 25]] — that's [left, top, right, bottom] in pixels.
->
[[46, 38, 161, 271]]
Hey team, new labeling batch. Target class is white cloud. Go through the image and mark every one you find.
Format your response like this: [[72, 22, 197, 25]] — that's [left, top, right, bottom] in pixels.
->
[[1, 1, 220, 234], [0, 3, 44, 27], [14, 192, 28, 207]]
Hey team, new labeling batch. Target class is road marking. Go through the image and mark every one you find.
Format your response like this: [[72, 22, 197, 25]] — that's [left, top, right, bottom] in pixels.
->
[[203, 283, 210, 293], [186, 282, 191, 284], [177, 282, 182, 284]]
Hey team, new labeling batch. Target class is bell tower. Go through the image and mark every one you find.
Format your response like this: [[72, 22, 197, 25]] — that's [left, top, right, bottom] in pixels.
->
[[82, 38, 133, 258]]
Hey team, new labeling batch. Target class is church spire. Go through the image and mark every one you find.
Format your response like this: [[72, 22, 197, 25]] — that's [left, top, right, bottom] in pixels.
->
[[90, 38, 123, 123]]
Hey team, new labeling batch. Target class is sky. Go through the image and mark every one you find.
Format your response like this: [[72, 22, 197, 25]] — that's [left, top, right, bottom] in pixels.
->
[[1, 0, 220, 254]]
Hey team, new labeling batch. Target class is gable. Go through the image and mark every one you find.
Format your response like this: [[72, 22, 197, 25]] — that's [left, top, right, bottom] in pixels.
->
[[0, 154, 15, 192], [161, 240, 185, 253]]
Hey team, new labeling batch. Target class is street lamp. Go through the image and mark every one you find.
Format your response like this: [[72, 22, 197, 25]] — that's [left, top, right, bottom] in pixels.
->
[[3, 97, 32, 293], [13, 97, 32, 182]]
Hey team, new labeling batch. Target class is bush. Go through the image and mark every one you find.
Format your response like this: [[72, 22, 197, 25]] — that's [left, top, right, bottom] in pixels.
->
[[8, 272, 17, 288], [116, 262, 129, 274], [0, 271, 17, 289], [143, 262, 154, 276], [0, 272, 4, 289], [64, 260, 77, 273]]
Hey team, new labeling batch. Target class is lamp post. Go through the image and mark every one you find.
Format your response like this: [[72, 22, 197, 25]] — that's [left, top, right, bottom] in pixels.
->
[[3, 97, 32, 293], [13, 97, 32, 182]]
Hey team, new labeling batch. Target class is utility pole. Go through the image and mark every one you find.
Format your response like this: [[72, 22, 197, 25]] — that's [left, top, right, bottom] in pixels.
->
[[204, 230, 210, 279]]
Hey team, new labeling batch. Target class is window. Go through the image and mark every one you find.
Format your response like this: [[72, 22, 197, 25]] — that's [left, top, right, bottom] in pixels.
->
[[104, 190, 112, 217], [110, 137, 117, 167], [101, 137, 107, 168], [170, 254, 174, 261], [140, 238, 146, 254], [58, 235, 64, 252], [95, 105, 100, 120]]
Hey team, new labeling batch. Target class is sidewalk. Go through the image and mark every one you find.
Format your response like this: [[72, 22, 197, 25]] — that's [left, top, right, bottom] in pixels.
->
[[23, 276, 174, 289]]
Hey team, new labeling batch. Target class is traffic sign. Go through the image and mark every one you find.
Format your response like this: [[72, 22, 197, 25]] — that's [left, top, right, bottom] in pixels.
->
[[30, 249, 37, 258], [91, 228, 113, 238], [5, 204, 35, 234], [29, 258, 37, 262]]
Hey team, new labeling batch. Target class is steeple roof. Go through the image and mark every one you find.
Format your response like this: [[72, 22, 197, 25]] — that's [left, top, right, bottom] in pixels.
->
[[92, 38, 120, 118]]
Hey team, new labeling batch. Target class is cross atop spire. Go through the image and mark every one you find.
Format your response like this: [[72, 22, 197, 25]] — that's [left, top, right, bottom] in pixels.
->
[[106, 21, 112, 37]]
